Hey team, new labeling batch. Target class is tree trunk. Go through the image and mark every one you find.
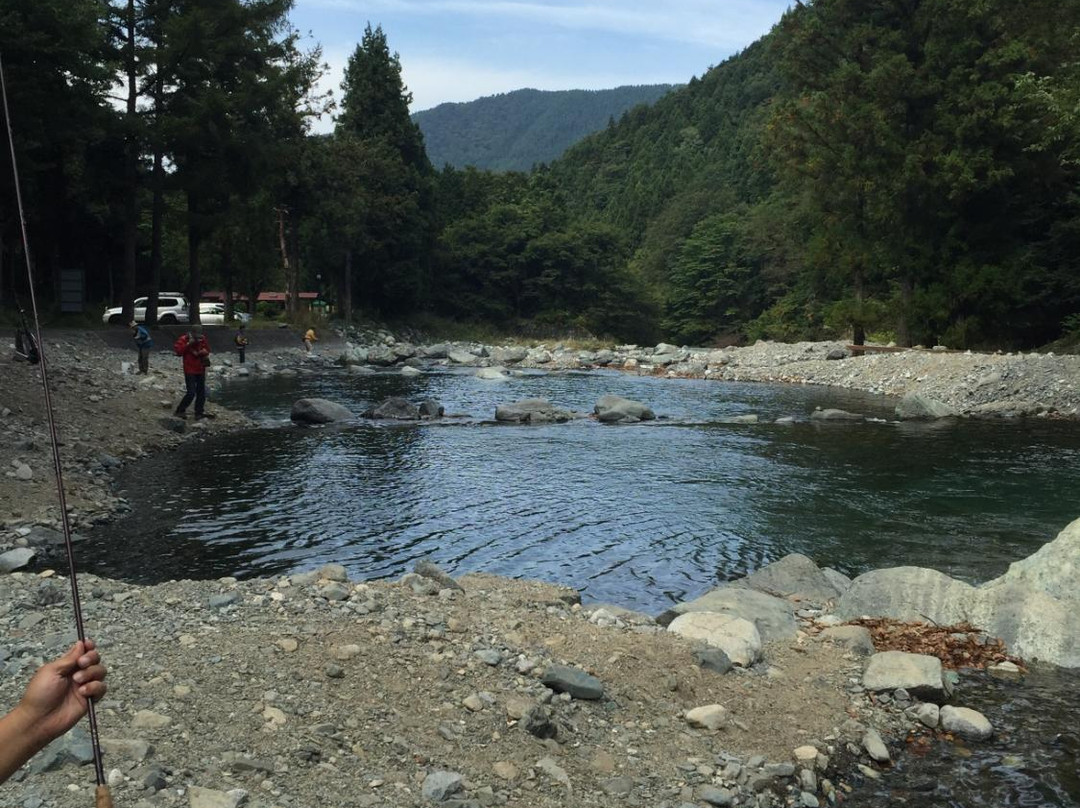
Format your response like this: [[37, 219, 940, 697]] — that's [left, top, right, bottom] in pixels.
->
[[147, 147, 164, 326], [146, 52, 165, 327], [852, 266, 866, 346], [187, 192, 201, 325], [277, 206, 293, 320], [120, 0, 138, 324], [342, 248, 353, 323], [897, 274, 913, 347]]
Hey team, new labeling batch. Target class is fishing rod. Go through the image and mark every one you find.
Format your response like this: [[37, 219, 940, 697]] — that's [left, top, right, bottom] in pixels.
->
[[0, 54, 112, 808]]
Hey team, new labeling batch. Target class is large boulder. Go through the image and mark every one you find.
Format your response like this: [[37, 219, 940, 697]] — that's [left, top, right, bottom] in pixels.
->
[[290, 398, 353, 424], [668, 612, 762, 666], [863, 651, 950, 703], [836, 517, 1080, 668], [594, 395, 655, 423], [495, 399, 571, 424], [363, 397, 420, 420], [665, 587, 797, 643], [733, 553, 844, 605], [836, 567, 975, 625], [896, 393, 958, 420], [447, 349, 479, 366], [419, 343, 450, 359], [366, 345, 397, 366], [490, 346, 528, 364], [475, 366, 509, 381]]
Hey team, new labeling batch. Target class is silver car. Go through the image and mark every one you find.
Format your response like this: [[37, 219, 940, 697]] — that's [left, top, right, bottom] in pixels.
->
[[198, 302, 252, 325], [102, 294, 190, 325]]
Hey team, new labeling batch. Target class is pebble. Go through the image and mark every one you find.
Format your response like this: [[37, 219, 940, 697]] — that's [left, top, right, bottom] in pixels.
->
[[862, 729, 890, 763], [685, 704, 728, 731], [131, 711, 171, 729]]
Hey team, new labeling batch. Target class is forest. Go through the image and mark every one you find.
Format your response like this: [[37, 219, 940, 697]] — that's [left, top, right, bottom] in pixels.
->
[[412, 85, 675, 172], [1, 0, 1078, 348]]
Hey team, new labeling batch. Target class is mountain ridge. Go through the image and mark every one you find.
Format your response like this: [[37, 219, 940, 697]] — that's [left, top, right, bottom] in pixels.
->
[[413, 84, 676, 172]]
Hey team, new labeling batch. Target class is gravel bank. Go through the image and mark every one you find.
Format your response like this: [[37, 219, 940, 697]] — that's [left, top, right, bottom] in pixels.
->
[[2, 565, 935, 808]]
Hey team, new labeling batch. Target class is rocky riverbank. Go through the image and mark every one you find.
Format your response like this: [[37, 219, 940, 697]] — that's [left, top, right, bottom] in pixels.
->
[[337, 334, 1080, 419], [2, 327, 1076, 807], [1, 557, 1017, 808]]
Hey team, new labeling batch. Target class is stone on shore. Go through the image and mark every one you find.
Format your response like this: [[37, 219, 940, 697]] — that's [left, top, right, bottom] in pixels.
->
[[188, 786, 245, 808], [819, 626, 875, 656], [836, 567, 974, 625], [541, 665, 604, 700], [665, 587, 797, 644], [685, 704, 728, 730], [667, 612, 762, 666], [895, 393, 958, 419], [862, 651, 949, 704], [290, 398, 353, 424], [862, 729, 890, 763], [594, 394, 656, 423], [0, 547, 36, 573], [940, 706, 993, 741], [733, 553, 845, 604]]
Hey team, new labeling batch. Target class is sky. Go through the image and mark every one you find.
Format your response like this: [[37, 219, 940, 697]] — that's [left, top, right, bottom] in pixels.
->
[[289, 0, 793, 128]]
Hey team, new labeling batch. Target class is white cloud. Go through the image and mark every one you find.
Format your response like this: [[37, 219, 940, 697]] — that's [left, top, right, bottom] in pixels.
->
[[306, 0, 789, 50]]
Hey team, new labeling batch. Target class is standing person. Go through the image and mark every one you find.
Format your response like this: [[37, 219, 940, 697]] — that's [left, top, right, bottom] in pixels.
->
[[173, 325, 214, 419], [303, 326, 318, 353], [131, 320, 153, 374], [0, 640, 107, 784], [234, 322, 249, 364]]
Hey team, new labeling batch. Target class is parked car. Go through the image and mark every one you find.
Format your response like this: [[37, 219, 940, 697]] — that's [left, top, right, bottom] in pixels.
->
[[102, 294, 190, 325], [198, 302, 252, 325]]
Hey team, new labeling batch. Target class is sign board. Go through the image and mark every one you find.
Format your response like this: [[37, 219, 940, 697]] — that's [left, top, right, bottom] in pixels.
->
[[59, 268, 84, 313]]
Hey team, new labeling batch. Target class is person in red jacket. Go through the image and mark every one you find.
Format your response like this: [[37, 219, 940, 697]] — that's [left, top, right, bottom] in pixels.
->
[[173, 325, 214, 419]]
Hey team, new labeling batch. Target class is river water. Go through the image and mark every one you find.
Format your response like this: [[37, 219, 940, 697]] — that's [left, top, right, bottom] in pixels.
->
[[82, 367, 1080, 806]]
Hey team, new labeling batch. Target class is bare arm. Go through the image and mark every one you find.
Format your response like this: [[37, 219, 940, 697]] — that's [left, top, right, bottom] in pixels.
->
[[0, 641, 106, 783]]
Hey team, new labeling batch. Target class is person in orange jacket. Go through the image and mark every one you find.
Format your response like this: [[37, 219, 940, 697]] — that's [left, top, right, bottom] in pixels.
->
[[173, 325, 214, 419]]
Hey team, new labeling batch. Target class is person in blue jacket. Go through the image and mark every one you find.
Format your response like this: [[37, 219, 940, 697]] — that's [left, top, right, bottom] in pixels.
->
[[131, 320, 153, 374]]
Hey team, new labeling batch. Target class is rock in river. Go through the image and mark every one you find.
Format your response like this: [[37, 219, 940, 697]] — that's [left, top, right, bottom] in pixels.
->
[[940, 706, 993, 740], [594, 394, 655, 423], [290, 398, 353, 424], [363, 397, 421, 420], [495, 398, 571, 424]]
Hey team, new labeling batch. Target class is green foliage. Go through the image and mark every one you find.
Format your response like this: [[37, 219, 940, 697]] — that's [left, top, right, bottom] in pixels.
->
[[413, 85, 675, 172]]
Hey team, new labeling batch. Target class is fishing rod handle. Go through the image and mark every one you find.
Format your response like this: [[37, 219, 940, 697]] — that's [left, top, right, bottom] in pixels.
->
[[95, 785, 114, 808]]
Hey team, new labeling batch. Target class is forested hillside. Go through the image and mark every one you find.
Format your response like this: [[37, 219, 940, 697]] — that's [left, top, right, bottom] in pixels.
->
[[540, 0, 1080, 347], [412, 85, 674, 172], [2, 0, 1079, 349]]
